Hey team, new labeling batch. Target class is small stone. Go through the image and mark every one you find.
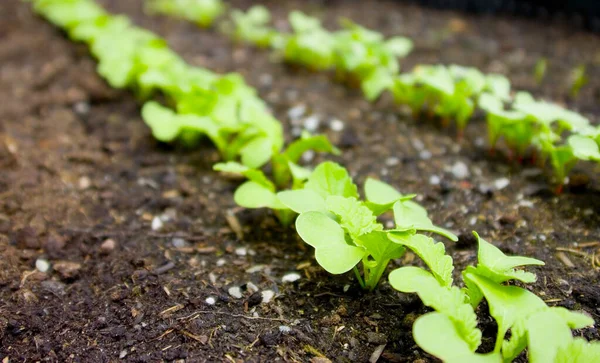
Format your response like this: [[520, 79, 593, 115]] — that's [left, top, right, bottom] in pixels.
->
[[330, 119, 345, 131], [291, 126, 303, 137], [100, 239, 116, 254], [419, 150, 432, 160], [216, 258, 226, 267], [246, 282, 259, 293], [450, 161, 469, 179], [429, 175, 440, 185], [303, 115, 320, 132], [279, 325, 292, 334], [172, 238, 188, 248], [385, 157, 400, 166], [53, 261, 82, 280], [228, 286, 243, 299], [493, 177, 510, 190], [78, 176, 91, 190], [261, 290, 275, 304], [235, 247, 247, 256], [366, 331, 387, 345], [412, 138, 424, 151], [73, 101, 90, 115], [245, 265, 265, 273], [302, 150, 315, 163], [151, 217, 163, 231], [282, 272, 301, 283], [35, 258, 50, 273], [119, 350, 127, 359], [205, 297, 216, 305], [247, 291, 263, 307], [287, 105, 306, 120], [259, 73, 273, 87]]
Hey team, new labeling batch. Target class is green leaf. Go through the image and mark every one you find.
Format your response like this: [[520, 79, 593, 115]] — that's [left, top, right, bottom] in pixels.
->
[[233, 181, 285, 209], [471, 232, 544, 284], [356, 231, 405, 262], [555, 338, 600, 363], [569, 135, 600, 161], [548, 307, 594, 330], [284, 133, 340, 163], [240, 136, 273, 168], [295, 211, 366, 274], [213, 162, 274, 191], [304, 162, 359, 199], [277, 189, 326, 214], [413, 313, 500, 363], [361, 67, 394, 102], [485, 74, 511, 101], [325, 196, 382, 238], [393, 200, 458, 241], [464, 273, 547, 353], [141, 101, 180, 141], [388, 234, 454, 287], [526, 310, 573, 363], [363, 178, 416, 215], [384, 36, 413, 57], [289, 11, 321, 33]]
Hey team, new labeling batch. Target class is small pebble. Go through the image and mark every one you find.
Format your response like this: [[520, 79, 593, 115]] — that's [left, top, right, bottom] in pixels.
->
[[419, 150, 432, 160], [216, 258, 226, 267], [450, 161, 469, 179], [35, 258, 51, 273], [73, 101, 90, 115], [287, 105, 306, 120], [291, 126, 303, 137], [235, 247, 247, 256], [246, 282, 259, 292], [151, 216, 163, 231], [78, 176, 91, 190], [494, 177, 510, 190], [228, 286, 243, 299], [302, 150, 315, 163], [330, 118, 345, 131], [282, 272, 301, 283], [100, 239, 116, 254], [385, 157, 400, 166], [261, 290, 275, 304], [429, 175, 441, 185], [259, 73, 273, 87], [246, 265, 265, 273], [279, 325, 292, 334], [412, 138, 424, 150], [172, 238, 188, 248], [303, 115, 320, 132], [205, 297, 216, 305]]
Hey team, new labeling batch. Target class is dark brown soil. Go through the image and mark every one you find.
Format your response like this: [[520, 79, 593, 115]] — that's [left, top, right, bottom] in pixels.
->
[[1, 0, 600, 362]]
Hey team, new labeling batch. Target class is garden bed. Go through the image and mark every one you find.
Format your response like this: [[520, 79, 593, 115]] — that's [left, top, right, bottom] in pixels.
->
[[1, 0, 600, 361]]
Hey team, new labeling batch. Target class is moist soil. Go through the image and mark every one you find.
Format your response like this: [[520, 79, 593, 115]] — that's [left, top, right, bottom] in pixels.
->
[[1, 0, 600, 362]]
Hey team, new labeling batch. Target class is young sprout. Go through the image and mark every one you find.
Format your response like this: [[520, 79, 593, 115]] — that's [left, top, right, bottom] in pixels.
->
[[145, 0, 225, 28], [533, 57, 547, 84], [224, 5, 281, 48], [283, 11, 336, 70], [569, 64, 588, 98]]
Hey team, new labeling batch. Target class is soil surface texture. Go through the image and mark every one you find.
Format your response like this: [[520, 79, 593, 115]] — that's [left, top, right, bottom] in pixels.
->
[[1, 0, 600, 362]]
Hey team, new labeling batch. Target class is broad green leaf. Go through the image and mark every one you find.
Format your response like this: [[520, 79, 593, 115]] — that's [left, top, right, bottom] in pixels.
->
[[413, 313, 500, 363], [361, 67, 394, 102], [284, 133, 340, 162], [388, 234, 454, 287], [296, 211, 366, 274], [325, 196, 382, 238], [393, 200, 458, 241], [384, 36, 413, 57], [240, 136, 273, 168], [357, 231, 405, 262], [548, 307, 594, 330], [464, 273, 547, 353], [363, 178, 416, 215], [277, 189, 326, 214], [141, 101, 180, 141], [501, 318, 528, 362], [569, 135, 600, 161], [305, 162, 359, 199], [213, 162, 274, 191], [485, 74, 511, 101], [526, 310, 573, 363], [288, 162, 312, 183], [233, 181, 285, 209], [555, 338, 600, 363], [472, 232, 544, 284], [289, 11, 321, 33]]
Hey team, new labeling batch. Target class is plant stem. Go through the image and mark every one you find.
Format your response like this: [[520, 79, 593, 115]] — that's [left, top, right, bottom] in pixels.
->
[[353, 266, 366, 289], [365, 259, 390, 291]]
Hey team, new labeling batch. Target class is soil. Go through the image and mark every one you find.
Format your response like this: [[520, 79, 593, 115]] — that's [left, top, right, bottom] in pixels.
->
[[1, 0, 600, 362]]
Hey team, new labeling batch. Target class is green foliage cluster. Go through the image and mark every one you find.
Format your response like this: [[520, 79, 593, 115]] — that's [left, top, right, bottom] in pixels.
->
[[145, 0, 225, 27], [31, 1, 600, 361], [391, 232, 600, 362], [212, 5, 598, 187]]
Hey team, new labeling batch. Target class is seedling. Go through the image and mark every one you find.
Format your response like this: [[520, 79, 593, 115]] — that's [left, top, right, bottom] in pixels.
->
[[282, 11, 336, 70], [569, 64, 588, 98], [223, 5, 282, 48], [277, 162, 456, 290], [145, 0, 225, 28], [533, 58, 547, 84]]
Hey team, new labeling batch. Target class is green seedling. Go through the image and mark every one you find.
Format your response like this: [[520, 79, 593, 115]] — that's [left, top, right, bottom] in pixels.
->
[[283, 11, 336, 70], [569, 64, 588, 98], [30, 0, 106, 29], [224, 5, 281, 48], [145, 0, 225, 27], [533, 58, 547, 84], [278, 162, 455, 290]]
